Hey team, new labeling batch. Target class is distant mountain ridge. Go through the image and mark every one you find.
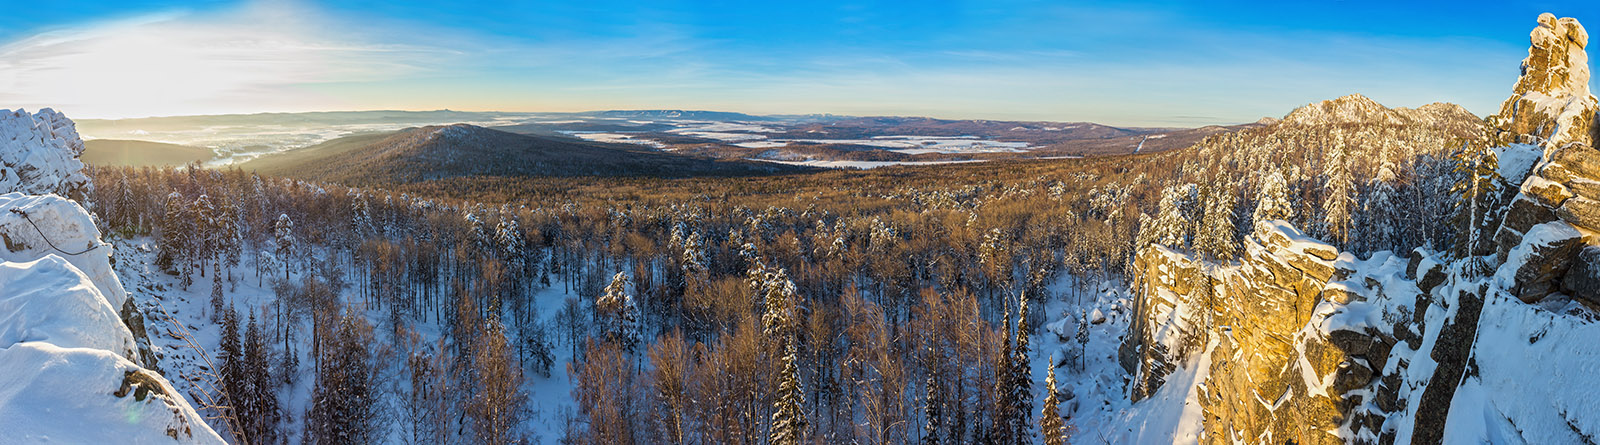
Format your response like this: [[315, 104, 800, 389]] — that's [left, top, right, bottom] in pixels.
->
[[1280, 93, 1480, 128], [238, 124, 810, 186]]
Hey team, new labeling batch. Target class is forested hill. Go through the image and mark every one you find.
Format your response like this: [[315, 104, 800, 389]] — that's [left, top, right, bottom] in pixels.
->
[[238, 123, 812, 187]]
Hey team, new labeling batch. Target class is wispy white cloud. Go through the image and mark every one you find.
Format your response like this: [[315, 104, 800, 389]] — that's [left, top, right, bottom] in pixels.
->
[[0, 0, 458, 118]]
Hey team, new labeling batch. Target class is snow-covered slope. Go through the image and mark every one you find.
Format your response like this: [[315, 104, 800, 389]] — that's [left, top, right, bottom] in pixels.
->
[[0, 257, 136, 356], [0, 261, 214, 443], [0, 108, 223, 443]]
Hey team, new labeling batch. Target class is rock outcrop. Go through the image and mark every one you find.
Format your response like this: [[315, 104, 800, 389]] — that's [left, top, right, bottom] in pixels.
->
[[1492, 13, 1596, 149], [1491, 13, 1600, 305], [0, 108, 89, 197], [1124, 222, 1410, 444]]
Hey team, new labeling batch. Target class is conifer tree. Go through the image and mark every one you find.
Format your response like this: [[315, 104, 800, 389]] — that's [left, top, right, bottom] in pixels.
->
[[306, 313, 378, 444], [1040, 362, 1064, 445], [210, 271, 226, 323], [192, 193, 220, 273], [242, 311, 280, 445], [991, 309, 1014, 444], [1363, 163, 1401, 253], [1197, 184, 1240, 260], [1252, 170, 1294, 228], [596, 272, 641, 354], [161, 192, 193, 285], [923, 375, 942, 445], [1010, 294, 1033, 445], [1322, 144, 1356, 248], [216, 307, 245, 439], [114, 172, 135, 230], [1151, 184, 1198, 250], [770, 342, 806, 445], [350, 192, 372, 239], [274, 214, 294, 279]]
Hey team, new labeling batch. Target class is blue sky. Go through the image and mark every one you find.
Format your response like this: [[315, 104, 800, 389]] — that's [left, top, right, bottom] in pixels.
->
[[0, 0, 1595, 126]]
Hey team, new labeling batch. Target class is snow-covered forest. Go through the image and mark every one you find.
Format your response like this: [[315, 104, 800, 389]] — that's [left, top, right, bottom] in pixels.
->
[[65, 91, 1493, 444]]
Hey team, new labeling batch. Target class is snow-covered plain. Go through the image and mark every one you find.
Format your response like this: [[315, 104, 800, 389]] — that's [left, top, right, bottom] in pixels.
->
[[735, 135, 1030, 154], [559, 131, 668, 148], [749, 158, 990, 169]]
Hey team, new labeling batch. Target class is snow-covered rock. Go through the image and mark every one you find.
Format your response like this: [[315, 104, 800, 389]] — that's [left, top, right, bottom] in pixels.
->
[[0, 342, 217, 443], [0, 108, 89, 198], [0, 192, 124, 307], [0, 256, 137, 358]]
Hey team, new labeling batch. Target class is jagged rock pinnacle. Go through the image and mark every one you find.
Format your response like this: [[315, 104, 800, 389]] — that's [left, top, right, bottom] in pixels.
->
[[1493, 13, 1596, 149]]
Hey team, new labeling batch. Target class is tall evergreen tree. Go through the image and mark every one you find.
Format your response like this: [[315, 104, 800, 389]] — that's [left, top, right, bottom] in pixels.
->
[[215, 308, 245, 441], [241, 311, 280, 445], [1150, 184, 1198, 250], [1040, 362, 1065, 445], [1252, 170, 1294, 228], [1322, 144, 1356, 248], [210, 271, 226, 323], [1009, 294, 1034, 445], [991, 309, 1015, 444], [1363, 163, 1401, 253], [770, 342, 807, 445], [1196, 183, 1240, 260], [160, 191, 194, 287], [306, 313, 378, 444], [596, 272, 641, 354], [274, 214, 294, 279]]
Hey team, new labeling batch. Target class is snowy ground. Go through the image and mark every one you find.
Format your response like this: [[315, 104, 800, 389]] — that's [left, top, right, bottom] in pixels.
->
[[1032, 274, 1208, 444]]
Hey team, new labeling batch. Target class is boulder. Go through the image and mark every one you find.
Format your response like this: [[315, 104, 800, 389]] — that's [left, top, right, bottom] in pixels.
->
[[1562, 245, 1600, 306], [1499, 221, 1583, 302], [1556, 196, 1600, 232]]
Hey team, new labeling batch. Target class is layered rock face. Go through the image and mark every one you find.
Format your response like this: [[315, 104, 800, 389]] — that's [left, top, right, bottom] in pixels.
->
[[1123, 222, 1408, 444]]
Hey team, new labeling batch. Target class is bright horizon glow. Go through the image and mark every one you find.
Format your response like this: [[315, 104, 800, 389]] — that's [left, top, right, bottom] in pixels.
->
[[1, 0, 1597, 127]]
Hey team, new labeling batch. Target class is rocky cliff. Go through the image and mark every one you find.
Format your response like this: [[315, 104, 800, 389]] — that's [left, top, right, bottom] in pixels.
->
[[1122, 221, 1417, 444], [1123, 13, 1600, 444]]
